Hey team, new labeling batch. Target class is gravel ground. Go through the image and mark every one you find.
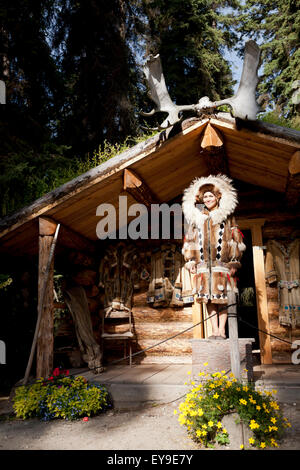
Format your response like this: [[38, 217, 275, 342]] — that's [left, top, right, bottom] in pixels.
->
[[0, 398, 299, 451]]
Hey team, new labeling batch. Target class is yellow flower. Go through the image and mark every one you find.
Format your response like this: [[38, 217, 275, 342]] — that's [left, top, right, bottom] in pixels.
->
[[249, 437, 255, 445], [198, 372, 205, 376], [196, 429, 202, 437], [243, 368, 248, 372], [217, 422, 222, 429], [260, 442, 266, 448], [173, 409, 177, 415], [240, 444, 244, 450], [236, 387, 241, 391], [213, 393, 219, 399], [271, 389, 277, 395], [202, 424, 207, 429], [208, 420, 214, 427], [198, 409, 204, 416], [256, 405, 261, 411], [221, 370, 226, 374], [209, 383, 215, 389], [203, 362, 208, 367], [202, 430, 207, 436], [249, 420, 260, 430], [271, 438, 278, 447], [178, 415, 186, 426], [243, 386, 249, 392], [270, 401, 279, 410], [191, 381, 195, 385], [270, 417, 277, 424], [222, 428, 228, 434], [239, 398, 247, 405]]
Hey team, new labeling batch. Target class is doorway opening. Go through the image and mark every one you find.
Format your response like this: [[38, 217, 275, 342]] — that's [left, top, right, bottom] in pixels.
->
[[234, 229, 260, 351]]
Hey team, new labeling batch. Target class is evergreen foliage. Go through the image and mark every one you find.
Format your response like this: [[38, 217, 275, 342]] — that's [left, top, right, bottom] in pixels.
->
[[142, 0, 239, 106], [237, 0, 300, 121], [1, 0, 299, 220]]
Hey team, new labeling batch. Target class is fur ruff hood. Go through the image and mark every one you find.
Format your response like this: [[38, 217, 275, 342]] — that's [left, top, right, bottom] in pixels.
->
[[182, 174, 238, 227]]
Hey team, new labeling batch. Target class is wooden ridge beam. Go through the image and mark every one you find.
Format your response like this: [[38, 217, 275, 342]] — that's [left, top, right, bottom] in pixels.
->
[[285, 151, 300, 207], [200, 122, 224, 150], [123, 169, 159, 207], [288, 150, 300, 175], [199, 122, 229, 175]]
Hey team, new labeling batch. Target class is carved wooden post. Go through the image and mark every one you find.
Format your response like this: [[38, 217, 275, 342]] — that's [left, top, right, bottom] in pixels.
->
[[227, 290, 241, 380]]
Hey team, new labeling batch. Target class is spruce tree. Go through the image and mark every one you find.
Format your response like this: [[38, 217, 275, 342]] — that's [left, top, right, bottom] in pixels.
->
[[140, 0, 240, 108], [52, 0, 143, 156], [238, 0, 300, 121]]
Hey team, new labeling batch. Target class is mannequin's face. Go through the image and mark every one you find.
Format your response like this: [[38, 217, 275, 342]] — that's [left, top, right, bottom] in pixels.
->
[[203, 191, 218, 211]]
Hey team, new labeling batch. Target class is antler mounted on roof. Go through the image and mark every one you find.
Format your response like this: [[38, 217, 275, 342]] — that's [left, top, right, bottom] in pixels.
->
[[141, 54, 199, 130], [141, 40, 261, 129]]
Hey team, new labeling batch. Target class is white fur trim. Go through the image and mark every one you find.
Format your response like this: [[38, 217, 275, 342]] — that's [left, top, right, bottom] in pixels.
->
[[185, 260, 196, 271], [238, 242, 246, 252], [182, 174, 238, 227]]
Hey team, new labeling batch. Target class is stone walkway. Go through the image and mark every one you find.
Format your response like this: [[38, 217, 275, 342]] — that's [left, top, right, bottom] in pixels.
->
[[70, 363, 300, 408]]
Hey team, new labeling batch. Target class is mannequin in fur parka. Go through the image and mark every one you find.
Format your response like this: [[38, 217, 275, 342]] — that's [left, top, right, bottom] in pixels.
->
[[182, 174, 246, 339]]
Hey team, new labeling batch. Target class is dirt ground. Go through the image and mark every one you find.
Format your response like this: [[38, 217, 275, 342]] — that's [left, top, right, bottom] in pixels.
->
[[0, 397, 299, 451]]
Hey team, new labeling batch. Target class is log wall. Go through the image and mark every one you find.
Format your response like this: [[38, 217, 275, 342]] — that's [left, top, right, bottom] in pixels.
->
[[236, 181, 300, 364], [54, 181, 300, 367]]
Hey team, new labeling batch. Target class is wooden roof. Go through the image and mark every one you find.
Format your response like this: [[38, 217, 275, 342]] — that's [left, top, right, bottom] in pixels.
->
[[1, 113, 300, 257]]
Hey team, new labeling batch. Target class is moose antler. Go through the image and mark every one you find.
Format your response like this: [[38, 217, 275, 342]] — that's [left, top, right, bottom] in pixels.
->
[[141, 54, 199, 129], [206, 41, 261, 120], [141, 41, 261, 128]]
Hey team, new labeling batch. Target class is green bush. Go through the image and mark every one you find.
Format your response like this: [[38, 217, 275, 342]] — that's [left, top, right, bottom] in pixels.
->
[[13, 368, 110, 421]]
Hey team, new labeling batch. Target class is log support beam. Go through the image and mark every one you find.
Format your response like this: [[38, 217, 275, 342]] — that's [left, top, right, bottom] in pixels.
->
[[238, 218, 272, 364], [36, 217, 57, 378], [199, 122, 229, 175], [123, 169, 159, 207]]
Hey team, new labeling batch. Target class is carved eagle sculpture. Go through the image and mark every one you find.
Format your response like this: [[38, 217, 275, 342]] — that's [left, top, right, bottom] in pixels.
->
[[141, 41, 261, 129]]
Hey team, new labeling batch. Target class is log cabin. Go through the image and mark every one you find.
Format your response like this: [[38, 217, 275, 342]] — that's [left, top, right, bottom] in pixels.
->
[[0, 113, 300, 380]]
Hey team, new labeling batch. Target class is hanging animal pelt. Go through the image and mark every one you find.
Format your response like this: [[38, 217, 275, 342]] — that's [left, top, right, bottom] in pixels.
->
[[64, 286, 104, 373]]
